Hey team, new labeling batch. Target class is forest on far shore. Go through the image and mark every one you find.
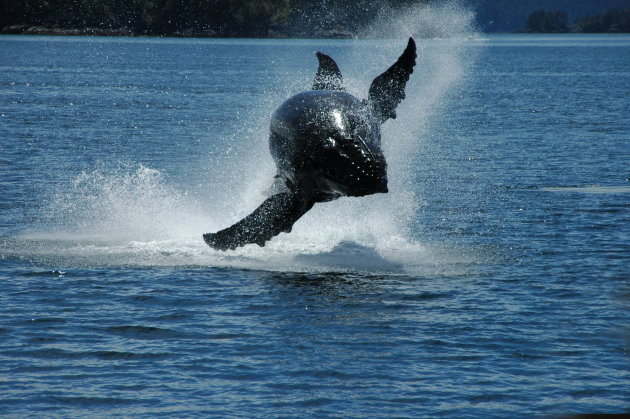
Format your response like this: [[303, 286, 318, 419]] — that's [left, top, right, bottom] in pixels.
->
[[0, 0, 428, 38], [521, 9, 630, 33], [1, 0, 630, 37]]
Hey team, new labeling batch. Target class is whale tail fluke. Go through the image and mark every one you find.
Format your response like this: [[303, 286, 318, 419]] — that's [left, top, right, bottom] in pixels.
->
[[203, 192, 315, 251]]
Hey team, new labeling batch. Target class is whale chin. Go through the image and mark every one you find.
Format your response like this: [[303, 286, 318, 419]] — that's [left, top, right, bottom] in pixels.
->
[[312, 147, 389, 198], [316, 172, 388, 199]]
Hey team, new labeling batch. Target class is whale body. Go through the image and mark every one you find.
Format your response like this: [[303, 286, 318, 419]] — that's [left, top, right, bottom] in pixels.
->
[[204, 38, 416, 250]]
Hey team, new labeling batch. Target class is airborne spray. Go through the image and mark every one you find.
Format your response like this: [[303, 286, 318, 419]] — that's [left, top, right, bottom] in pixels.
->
[[244, 3, 480, 271], [13, 3, 479, 272]]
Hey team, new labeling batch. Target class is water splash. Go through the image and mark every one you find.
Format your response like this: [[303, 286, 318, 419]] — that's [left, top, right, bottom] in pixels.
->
[[3, 3, 480, 274], [363, 1, 477, 39], [48, 164, 209, 242]]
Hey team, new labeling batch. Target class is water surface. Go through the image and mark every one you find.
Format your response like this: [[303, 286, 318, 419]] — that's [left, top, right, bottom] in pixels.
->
[[1, 33, 629, 417]]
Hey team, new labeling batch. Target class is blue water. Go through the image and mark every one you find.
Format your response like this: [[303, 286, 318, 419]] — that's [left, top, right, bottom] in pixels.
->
[[1, 31, 629, 417]]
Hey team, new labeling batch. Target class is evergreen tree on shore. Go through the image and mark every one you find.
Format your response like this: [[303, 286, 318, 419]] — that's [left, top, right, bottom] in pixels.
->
[[0, 0, 427, 37], [571, 9, 630, 33], [523, 10, 568, 33]]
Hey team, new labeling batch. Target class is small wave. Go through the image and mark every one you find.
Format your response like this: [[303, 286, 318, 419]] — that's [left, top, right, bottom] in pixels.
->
[[542, 185, 630, 194], [91, 350, 170, 360], [4, 347, 170, 361], [17, 270, 67, 278], [42, 395, 141, 406], [294, 241, 405, 273], [104, 325, 181, 340]]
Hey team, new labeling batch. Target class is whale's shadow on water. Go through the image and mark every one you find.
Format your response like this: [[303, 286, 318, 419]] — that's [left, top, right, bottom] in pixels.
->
[[293, 241, 404, 273]]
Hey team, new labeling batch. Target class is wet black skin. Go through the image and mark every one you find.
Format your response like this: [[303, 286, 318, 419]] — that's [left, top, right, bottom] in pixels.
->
[[270, 90, 387, 202], [204, 38, 416, 250]]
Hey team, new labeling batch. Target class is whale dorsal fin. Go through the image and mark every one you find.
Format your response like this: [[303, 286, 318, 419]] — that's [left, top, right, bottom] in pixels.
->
[[313, 52, 345, 91], [368, 37, 416, 123]]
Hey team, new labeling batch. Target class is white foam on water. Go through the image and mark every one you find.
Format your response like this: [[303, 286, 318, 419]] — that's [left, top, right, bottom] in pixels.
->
[[5, 3, 480, 275]]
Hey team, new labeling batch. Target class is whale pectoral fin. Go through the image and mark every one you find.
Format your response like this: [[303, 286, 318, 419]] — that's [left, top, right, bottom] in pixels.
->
[[203, 192, 315, 251], [368, 37, 416, 123], [313, 52, 345, 92]]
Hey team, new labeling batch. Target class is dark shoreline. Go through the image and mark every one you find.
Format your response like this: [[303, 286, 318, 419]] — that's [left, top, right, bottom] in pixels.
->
[[2, 25, 136, 37], [3, 24, 629, 38], [0, 24, 356, 39]]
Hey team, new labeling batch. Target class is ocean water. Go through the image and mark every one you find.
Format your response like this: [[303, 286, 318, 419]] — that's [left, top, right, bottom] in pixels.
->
[[1, 29, 629, 417]]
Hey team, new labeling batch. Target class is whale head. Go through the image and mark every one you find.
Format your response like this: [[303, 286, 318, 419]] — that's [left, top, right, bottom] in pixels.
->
[[270, 90, 387, 200]]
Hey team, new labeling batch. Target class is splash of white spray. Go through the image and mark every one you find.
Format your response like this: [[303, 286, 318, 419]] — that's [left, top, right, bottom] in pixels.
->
[[48, 164, 208, 242], [17, 3, 480, 272], [260, 3, 480, 260]]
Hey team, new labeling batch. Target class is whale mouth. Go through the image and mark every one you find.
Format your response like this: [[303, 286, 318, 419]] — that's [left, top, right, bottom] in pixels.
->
[[315, 134, 388, 197], [317, 171, 388, 197]]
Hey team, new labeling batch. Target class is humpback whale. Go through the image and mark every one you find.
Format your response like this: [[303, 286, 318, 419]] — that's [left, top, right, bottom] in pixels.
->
[[204, 38, 416, 250]]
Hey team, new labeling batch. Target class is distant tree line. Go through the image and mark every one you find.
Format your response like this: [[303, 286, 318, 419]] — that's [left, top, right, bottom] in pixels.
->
[[0, 0, 427, 37], [572, 8, 630, 32], [522, 8, 630, 33], [473, 0, 630, 33], [522, 10, 569, 33], [4, 0, 629, 36]]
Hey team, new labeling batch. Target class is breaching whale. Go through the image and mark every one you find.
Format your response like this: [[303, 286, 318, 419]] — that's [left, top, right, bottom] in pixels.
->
[[204, 38, 416, 250]]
